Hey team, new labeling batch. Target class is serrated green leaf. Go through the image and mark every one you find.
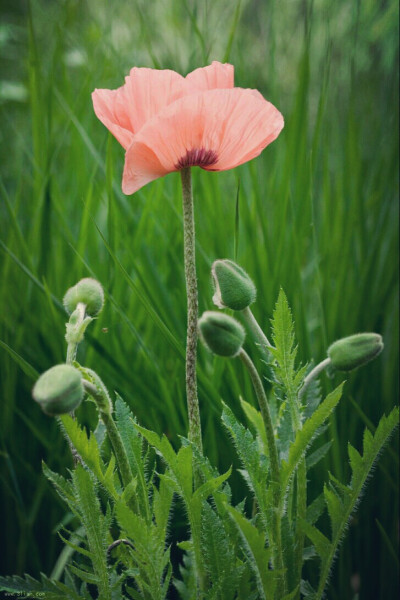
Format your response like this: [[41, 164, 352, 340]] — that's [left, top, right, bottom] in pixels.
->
[[240, 397, 268, 453], [280, 383, 344, 504], [115, 395, 150, 521], [221, 403, 270, 530], [58, 530, 92, 559], [201, 502, 239, 600], [153, 475, 174, 543], [60, 415, 118, 499], [227, 505, 276, 600], [347, 442, 363, 475], [134, 424, 177, 472], [306, 493, 326, 525], [323, 484, 343, 539], [299, 519, 331, 563], [0, 572, 82, 599], [116, 498, 171, 600], [306, 440, 333, 469], [300, 579, 317, 598], [314, 406, 399, 600], [281, 585, 300, 600], [270, 290, 304, 417], [42, 461, 77, 511], [176, 445, 194, 500], [192, 466, 232, 505], [68, 564, 100, 585], [72, 465, 111, 600]]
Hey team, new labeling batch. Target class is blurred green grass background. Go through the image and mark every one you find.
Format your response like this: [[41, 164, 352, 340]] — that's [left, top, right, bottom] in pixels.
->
[[0, 0, 398, 598]]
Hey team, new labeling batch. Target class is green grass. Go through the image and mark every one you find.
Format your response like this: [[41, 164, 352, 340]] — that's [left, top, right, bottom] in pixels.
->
[[0, 0, 398, 598]]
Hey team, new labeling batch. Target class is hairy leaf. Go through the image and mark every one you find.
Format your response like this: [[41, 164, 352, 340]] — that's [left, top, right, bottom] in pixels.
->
[[60, 415, 118, 499], [72, 465, 112, 600], [227, 505, 276, 600], [0, 572, 82, 599], [280, 383, 344, 504], [115, 395, 151, 521]]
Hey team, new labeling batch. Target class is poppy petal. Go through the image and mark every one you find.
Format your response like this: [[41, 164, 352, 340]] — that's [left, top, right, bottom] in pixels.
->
[[210, 90, 284, 170], [93, 69, 185, 146], [185, 61, 234, 91], [123, 88, 283, 192], [122, 142, 170, 195], [121, 67, 186, 132], [92, 88, 135, 150]]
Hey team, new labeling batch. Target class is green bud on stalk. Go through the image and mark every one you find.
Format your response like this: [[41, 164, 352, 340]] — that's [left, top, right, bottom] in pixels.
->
[[32, 364, 84, 416], [212, 259, 256, 311], [63, 278, 104, 317], [199, 311, 245, 357], [327, 333, 384, 372]]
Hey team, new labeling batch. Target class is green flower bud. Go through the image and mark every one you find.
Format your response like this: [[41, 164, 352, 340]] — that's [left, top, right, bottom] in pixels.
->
[[63, 278, 104, 317], [212, 259, 256, 311], [327, 333, 384, 372], [199, 311, 245, 357], [32, 364, 84, 416]]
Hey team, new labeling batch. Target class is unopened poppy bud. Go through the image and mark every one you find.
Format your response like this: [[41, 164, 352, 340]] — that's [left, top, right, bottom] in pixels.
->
[[327, 333, 384, 372], [199, 311, 245, 357], [211, 259, 256, 311], [63, 278, 104, 317], [32, 364, 84, 416]]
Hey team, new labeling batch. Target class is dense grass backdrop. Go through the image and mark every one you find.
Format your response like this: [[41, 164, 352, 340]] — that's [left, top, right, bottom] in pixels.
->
[[0, 0, 398, 598]]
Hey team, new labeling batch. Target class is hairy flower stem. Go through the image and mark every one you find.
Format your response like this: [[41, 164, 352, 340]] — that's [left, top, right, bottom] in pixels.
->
[[239, 349, 286, 596], [180, 168, 203, 457]]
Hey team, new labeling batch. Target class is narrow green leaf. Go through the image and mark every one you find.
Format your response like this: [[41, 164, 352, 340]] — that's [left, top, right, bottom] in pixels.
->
[[280, 383, 344, 500], [315, 406, 399, 599], [299, 519, 330, 563], [0, 339, 39, 380], [306, 440, 333, 469], [227, 505, 276, 600], [72, 465, 111, 600], [60, 415, 118, 499], [306, 493, 325, 525]]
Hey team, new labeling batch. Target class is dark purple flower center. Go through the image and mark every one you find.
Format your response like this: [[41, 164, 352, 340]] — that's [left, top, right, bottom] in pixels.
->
[[176, 148, 218, 170]]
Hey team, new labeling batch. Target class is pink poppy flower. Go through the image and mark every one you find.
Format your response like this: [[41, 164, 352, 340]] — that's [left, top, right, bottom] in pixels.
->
[[92, 61, 284, 194]]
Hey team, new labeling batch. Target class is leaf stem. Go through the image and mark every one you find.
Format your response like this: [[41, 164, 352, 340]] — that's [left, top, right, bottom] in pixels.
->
[[180, 168, 203, 456]]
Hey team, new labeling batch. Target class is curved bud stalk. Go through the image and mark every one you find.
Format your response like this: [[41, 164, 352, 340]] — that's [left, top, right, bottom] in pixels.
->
[[80, 372, 134, 492]]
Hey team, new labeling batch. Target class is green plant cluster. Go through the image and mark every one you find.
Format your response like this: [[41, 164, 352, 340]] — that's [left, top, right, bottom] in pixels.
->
[[0, 1, 398, 598], [0, 279, 397, 599]]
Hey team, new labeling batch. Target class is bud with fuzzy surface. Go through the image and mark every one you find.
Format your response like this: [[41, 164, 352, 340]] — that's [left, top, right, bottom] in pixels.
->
[[199, 311, 245, 357], [32, 364, 84, 415], [63, 278, 104, 317], [327, 333, 383, 372], [212, 259, 256, 311]]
